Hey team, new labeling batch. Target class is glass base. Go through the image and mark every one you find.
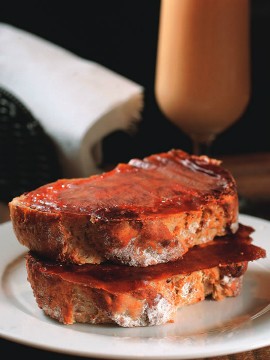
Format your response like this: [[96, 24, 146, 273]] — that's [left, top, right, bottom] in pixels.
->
[[190, 134, 216, 156]]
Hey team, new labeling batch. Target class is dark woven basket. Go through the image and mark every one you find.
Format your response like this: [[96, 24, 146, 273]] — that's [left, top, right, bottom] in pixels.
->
[[0, 86, 63, 203]]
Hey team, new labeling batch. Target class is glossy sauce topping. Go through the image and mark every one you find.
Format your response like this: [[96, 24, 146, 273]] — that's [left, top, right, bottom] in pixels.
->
[[28, 224, 266, 293], [21, 149, 236, 220]]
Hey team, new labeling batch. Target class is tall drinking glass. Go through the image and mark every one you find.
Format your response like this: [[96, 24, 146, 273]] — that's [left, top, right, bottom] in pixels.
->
[[155, 0, 251, 155]]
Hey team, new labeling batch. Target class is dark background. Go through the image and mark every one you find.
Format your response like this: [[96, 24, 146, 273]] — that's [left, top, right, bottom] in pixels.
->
[[1, 0, 270, 166]]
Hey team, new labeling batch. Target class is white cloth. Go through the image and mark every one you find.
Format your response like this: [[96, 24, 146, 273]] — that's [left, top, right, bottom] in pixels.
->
[[0, 22, 143, 177]]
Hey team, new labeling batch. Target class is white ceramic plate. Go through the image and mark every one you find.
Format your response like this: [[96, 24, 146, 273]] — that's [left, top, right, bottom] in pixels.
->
[[0, 214, 270, 359]]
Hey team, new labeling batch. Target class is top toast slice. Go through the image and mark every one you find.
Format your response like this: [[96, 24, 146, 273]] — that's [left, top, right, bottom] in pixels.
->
[[9, 149, 239, 266]]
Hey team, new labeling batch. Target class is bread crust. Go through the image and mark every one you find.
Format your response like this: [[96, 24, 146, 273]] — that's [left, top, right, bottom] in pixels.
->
[[10, 197, 238, 266], [26, 253, 246, 327], [9, 149, 239, 266]]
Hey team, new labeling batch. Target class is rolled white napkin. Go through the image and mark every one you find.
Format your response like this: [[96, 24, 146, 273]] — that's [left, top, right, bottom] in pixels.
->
[[0, 22, 143, 177]]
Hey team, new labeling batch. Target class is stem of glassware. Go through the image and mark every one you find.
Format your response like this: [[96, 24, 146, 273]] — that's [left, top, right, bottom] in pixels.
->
[[191, 134, 216, 156]]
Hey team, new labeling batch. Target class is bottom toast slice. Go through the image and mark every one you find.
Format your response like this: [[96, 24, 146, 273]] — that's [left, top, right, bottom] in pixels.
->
[[25, 231, 266, 327], [26, 255, 246, 327]]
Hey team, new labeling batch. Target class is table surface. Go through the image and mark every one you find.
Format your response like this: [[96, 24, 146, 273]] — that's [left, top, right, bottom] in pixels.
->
[[1, 152, 270, 360], [0, 337, 269, 360]]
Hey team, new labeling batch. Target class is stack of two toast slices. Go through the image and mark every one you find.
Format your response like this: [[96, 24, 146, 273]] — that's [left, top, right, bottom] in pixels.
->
[[9, 149, 266, 327]]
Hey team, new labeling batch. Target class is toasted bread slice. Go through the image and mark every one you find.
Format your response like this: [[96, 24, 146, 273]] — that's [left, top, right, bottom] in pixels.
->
[[10, 149, 239, 266], [25, 229, 266, 327]]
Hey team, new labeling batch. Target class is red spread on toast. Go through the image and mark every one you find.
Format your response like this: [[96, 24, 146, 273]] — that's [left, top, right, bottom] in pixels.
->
[[20, 149, 236, 220]]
